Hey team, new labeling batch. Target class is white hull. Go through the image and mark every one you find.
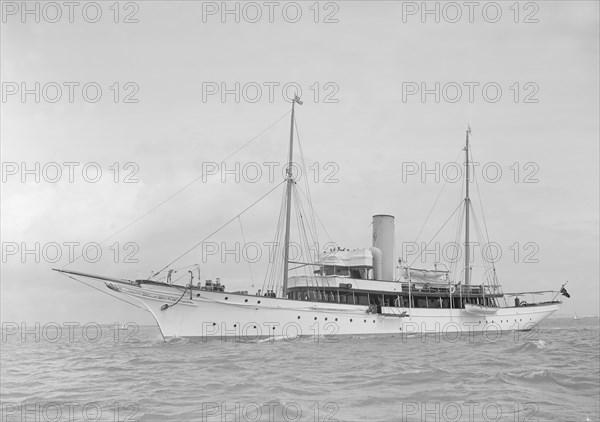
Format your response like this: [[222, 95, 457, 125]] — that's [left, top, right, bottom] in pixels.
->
[[112, 283, 561, 341], [464, 303, 500, 315]]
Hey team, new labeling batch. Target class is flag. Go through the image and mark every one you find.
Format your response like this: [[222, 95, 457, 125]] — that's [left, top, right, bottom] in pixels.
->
[[294, 95, 303, 105], [560, 286, 570, 298]]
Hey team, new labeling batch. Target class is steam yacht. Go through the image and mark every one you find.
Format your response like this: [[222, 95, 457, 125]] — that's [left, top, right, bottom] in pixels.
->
[[56, 98, 567, 341]]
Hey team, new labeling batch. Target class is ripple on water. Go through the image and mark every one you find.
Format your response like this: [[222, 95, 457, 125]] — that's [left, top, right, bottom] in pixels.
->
[[1, 318, 598, 421]]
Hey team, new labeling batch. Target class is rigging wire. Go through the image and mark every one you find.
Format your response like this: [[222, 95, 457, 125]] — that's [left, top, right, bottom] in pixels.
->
[[155, 179, 286, 277], [293, 116, 328, 295], [287, 114, 338, 296], [293, 117, 320, 249], [470, 145, 497, 276], [470, 201, 498, 288], [448, 165, 466, 282], [412, 149, 464, 246], [263, 182, 288, 295], [292, 183, 324, 290], [295, 183, 336, 248], [65, 275, 150, 312], [62, 110, 292, 270], [450, 202, 466, 283], [408, 200, 465, 269], [237, 215, 255, 288]]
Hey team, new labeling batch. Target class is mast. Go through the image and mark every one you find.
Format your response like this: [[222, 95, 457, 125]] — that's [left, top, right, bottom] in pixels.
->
[[464, 126, 471, 286], [282, 95, 302, 297]]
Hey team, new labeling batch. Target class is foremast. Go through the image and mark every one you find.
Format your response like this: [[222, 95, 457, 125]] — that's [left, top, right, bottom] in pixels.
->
[[282, 95, 302, 297]]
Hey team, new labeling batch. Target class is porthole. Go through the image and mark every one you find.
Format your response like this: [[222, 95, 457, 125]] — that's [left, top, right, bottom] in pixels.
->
[[257, 300, 261, 304], [245, 299, 248, 303], [325, 318, 328, 321], [350, 319, 353, 322], [297, 316, 301, 319], [335, 318, 338, 322], [364, 319, 367, 323], [234, 324, 237, 328], [253, 325, 257, 329], [224, 297, 228, 300], [314, 317, 317, 320], [212, 322, 216, 326]]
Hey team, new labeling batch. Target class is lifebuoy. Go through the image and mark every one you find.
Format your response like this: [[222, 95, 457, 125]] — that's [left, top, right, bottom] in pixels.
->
[[449, 286, 456, 294]]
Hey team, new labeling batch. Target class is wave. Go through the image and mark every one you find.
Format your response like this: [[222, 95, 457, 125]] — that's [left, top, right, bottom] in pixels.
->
[[506, 339, 549, 353], [497, 368, 596, 392], [506, 369, 553, 380]]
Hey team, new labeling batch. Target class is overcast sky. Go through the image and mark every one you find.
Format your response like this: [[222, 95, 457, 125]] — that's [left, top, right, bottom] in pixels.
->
[[1, 1, 598, 325]]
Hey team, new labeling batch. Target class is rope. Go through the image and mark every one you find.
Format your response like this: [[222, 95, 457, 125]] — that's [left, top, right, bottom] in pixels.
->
[[412, 149, 463, 245], [295, 183, 335, 248], [238, 215, 255, 288], [409, 200, 465, 268], [62, 110, 291, 270], [294, 117, 319, 248], [155, 179, 286, 277], [470, 145, 495, 272], [449, 203, 465, 282], [449, 155, 466, 281], [292, 183, 323, 290], [160, 286, 188, 311], [470, 201, 493, 284], [263, 184, 287, 295]]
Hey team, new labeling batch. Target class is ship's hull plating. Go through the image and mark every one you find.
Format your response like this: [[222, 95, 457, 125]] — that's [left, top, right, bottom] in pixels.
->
[[114, 283, 561, 341]]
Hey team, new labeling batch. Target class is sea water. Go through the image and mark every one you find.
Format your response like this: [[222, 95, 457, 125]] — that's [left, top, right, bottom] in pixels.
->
[[1, 317, 598, 421]]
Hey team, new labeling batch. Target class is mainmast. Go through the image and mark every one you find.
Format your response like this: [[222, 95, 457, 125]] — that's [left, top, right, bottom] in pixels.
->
[[282, 95, 302, 297], [464, 126, 471, 285]]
